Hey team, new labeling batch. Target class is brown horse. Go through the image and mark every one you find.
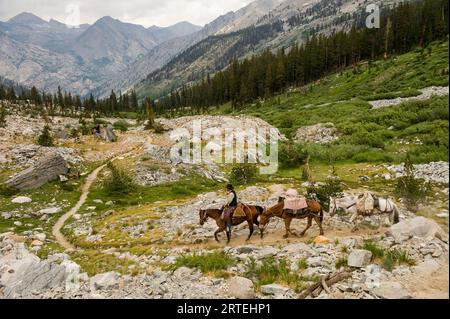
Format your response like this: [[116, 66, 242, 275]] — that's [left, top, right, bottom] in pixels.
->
[[199, 204, 263, 243], [259, 197, 324, 239]]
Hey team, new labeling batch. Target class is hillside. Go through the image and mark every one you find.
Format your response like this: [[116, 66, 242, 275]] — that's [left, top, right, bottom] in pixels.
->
[[0, 13, 201, 96], [209, 41, 449, 164], [134, 0, 400, 99], [0, 0, 448, 301]]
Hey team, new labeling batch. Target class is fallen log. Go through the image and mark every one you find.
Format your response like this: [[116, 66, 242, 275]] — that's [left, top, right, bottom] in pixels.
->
[[299, 271, 351, 299]]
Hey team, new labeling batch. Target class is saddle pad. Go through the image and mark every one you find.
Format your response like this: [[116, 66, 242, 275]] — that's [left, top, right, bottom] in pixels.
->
[[233, 206, 246, 218], [284, 198, 308, 210]]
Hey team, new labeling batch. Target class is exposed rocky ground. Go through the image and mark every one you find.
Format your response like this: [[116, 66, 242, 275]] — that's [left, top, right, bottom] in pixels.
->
[[159, 115, 285, 141], [294, 123, 340, 144], [0, 112, 448, 299], [369, 86, 449, 109], [1, 205, 448, 299], [386, 161, 449, 184]]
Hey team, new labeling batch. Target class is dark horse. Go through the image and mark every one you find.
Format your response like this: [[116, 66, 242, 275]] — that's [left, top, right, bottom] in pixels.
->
[[199, 204, 264, 243], [259, 197, 324, 239]]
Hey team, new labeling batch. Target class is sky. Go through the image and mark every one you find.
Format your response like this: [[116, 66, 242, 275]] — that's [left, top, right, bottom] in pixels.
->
[[0, 0, 255, 27]]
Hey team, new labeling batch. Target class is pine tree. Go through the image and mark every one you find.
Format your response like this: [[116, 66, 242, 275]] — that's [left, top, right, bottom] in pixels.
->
[[37, 125, 54, 147], [144, 99, 155, 130], [0, 103, 7, 128]]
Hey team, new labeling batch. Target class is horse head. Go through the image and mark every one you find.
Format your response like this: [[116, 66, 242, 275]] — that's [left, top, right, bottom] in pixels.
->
[[259, 203, 281, 238], [329, 197, 338, 217], [199, 209, 208, 225]]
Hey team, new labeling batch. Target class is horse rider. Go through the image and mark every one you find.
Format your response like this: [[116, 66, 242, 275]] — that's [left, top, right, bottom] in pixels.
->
[[222, 184, 237, 230]]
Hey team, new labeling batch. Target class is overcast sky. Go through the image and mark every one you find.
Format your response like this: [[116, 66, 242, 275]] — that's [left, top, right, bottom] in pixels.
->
[[0, 0, 255, 27]]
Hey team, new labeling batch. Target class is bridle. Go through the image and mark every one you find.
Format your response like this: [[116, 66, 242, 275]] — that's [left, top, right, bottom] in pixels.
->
[[258, 209, 273, 232]]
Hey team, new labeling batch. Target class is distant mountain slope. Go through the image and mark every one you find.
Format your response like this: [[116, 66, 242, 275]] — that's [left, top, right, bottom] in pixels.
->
[[0, 13, 201, 96], [135, 0, 397, 99], [92, 0, 291, 97], [0, 30, 91, 94]]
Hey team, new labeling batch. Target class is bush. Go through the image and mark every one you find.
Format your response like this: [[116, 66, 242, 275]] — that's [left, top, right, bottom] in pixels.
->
[[153, 122, 165, 134], [280, 116, 294, 128], [361, 240, 385, 259], [394, 154, 431, 212], [335, 257, 348, 269], [0, 184, 19, 197], [307, 168, 344, 210], [167, 251, 236, 275], [37, 125, 54, 147], [102, 162, 136, 195], [69, 128, 79, 138], [229, 163, 257, 185], [279, 142, 309, 169], [113, 120, 130, 132]]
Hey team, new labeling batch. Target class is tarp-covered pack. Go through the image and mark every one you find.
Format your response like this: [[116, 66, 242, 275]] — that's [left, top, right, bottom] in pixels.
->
[[284, 189, 308, 210], [356, 192, 375, 215]]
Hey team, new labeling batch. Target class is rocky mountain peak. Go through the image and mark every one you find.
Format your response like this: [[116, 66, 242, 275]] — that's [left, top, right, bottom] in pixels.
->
[[7, 12, 46, 25]]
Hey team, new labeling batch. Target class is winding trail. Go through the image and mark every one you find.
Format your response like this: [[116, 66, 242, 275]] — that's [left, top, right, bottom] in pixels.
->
[[52, 147, 140, 251]]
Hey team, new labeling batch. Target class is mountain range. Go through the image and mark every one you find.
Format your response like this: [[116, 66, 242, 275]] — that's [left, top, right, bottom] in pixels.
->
[[0, 12, 201, 96], [0, 0, 401, 99]]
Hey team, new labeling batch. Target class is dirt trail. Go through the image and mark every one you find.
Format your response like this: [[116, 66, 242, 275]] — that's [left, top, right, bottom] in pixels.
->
[[52, 147, 141, 251]]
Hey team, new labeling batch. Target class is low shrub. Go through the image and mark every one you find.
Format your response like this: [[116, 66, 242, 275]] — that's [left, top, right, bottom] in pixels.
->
[[229, 163, 258, 185], [102, 162, 136, 195], [167, 251, 236, 275], [113, 120, 130, 132], [279, 142, 309, 168]]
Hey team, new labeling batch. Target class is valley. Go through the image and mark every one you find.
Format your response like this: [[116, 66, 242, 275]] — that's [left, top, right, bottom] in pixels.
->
[[0, 32, 448, 299]]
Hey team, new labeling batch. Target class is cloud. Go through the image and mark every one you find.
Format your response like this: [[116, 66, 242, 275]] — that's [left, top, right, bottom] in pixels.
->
[[0, 0, 254, 27]]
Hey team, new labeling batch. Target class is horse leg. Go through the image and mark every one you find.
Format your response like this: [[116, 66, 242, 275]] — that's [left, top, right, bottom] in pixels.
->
[[283, 218, 292, 239], [246, 219, 254, 242], [214, 225, 226, 242], [313, 215, 324, 236], [299, 216, 312, 237], [226, 229, 231, 244]]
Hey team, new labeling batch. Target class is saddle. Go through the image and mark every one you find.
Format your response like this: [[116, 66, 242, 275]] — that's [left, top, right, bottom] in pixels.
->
[[223, 204, 246, 220]]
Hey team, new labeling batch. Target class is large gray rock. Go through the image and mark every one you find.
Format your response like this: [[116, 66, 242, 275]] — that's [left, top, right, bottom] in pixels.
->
[[5, 152, 69, 190], [90, 271, 120, 290], [260, 284, 290, 295], [11, 196, 32, 204], [413, 260, 440, 275], [348, 249, 373, 268], [372, 281, 411, 299], [103, 125, 117, 142], [387, 217, 447, 243], [0, 243, 68, 298], [227, 276, 255, 299]]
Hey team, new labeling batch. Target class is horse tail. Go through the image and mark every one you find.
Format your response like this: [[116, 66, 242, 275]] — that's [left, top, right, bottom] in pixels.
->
[[319, 207, 324, 223], [256, 206, 264, 215]]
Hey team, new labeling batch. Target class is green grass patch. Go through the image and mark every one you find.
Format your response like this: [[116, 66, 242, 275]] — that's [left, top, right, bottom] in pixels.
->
[[244, 257, 319, 292], [166, 251, 236, 276]]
